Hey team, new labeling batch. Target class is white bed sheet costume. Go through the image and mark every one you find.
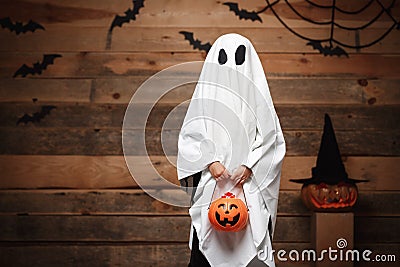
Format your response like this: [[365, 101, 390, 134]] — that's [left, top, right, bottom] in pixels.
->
[[177, 33, 286, 267]]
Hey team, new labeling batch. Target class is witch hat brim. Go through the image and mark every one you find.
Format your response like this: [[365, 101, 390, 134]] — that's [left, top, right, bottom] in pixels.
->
[[290, 114, 368, 185]]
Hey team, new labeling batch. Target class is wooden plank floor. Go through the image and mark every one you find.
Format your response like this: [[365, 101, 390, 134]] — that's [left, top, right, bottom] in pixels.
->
[[0, 190, 398, 266]]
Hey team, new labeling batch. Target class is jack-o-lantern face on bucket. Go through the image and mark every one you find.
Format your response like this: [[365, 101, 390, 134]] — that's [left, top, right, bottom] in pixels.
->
[[208, 192, 248, 232]]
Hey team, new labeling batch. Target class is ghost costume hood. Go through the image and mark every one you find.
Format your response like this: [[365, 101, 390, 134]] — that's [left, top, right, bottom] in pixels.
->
[[177, 33, 286, 267]]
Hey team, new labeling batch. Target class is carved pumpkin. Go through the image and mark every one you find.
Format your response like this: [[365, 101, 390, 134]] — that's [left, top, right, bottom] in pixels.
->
[[290, 114, 368, 212], [208, 192, 248, 232], [300, 182, 358, 212]]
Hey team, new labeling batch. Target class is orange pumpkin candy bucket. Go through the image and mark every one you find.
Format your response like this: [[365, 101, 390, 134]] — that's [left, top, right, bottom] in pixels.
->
[[208, 191, 249, 232]]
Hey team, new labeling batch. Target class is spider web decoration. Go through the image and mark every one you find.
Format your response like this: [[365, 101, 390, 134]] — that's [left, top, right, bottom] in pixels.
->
[[223, 0, 400, 57]]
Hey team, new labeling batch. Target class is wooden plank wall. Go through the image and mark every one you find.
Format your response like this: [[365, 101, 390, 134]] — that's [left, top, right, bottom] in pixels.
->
[[0, 0, 399, 266]]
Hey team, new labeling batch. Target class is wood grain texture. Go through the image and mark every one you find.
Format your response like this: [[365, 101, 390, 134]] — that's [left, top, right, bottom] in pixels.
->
[[0, 244, 193, 267], [355, 216, 400, 243], [0, 156, 397, 190], [0, 27, 398, 54], [0, 127, 398, 156], [0, 77, 373, 104], [0, 155, 136, 189], [2, 53, 400, 78], [0, 243, 318, 267], [2, 77, 399, 105], [1, 0, 398, 28], [0, 79, 92, 103], [0, 215, 309, 243], [362, 79, 400, 105], [2, 103, 399, 130], [0, 214, 397, 243], [92, 77, 369, 105], [0, 243, 397, 267], [0, 190, 397, 216], [0, 0, 398, 264]]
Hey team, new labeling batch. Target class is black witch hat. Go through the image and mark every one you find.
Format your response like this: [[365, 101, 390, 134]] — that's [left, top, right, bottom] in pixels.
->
[[290, 114, 368, 185]]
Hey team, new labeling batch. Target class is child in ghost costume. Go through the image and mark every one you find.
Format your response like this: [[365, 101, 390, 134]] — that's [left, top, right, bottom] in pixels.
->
[[177, 33, 286, 267]]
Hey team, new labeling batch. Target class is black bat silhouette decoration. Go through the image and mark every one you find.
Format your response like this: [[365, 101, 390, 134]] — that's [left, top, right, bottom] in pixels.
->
[[17, 105, 56, 125], [13, 54, 62, 78], [0, 17, 45, 35], [223, 2, 262, 22], [307, 41, 349, 57], [179, 31, 212, 53], [109, 0, 145, 32]]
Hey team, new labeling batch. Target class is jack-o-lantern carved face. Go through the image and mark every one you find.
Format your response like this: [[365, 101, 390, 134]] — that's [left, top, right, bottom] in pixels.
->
[[208, 192, 248, 232], [301, 182, 358, 212]]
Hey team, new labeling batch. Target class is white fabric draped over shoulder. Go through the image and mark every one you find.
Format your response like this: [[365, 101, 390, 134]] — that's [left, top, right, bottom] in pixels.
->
[[177, 33, 286, 267]]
